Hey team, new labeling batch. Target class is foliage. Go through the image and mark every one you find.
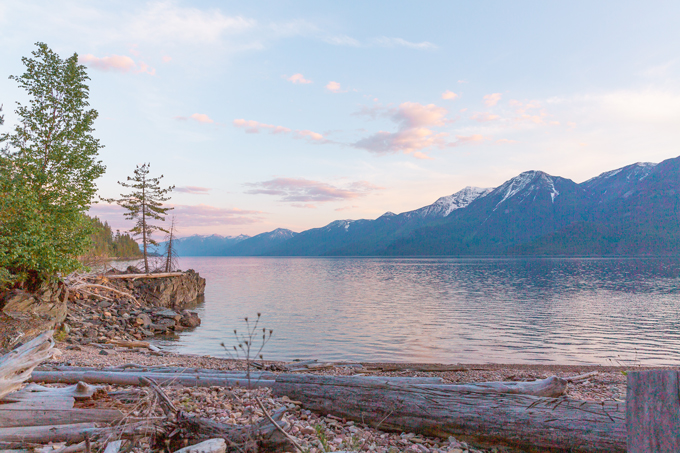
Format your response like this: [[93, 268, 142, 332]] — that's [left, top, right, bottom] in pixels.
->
[[85, 216, 142, 259], [0, 42, 105, 286], [109, 163, 173, 273]]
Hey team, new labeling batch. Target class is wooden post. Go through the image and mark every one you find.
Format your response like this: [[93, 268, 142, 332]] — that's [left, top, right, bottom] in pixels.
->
[[627, 370, 680, 452]]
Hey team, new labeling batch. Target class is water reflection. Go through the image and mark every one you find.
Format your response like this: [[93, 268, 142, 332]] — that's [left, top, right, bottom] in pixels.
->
[[154, 257, 680, 365]]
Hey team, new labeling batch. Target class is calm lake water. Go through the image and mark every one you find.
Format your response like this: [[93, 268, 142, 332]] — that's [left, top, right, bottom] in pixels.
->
[[148, 257, 680, 366]]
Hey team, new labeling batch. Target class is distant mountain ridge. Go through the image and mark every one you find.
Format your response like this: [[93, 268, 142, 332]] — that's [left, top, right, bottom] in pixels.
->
[[162, 156, 680, 257]]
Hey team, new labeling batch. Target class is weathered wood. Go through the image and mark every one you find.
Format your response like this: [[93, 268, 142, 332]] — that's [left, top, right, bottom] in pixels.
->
[[0, 421, 160, 444], [0, 331, 54, 399], [168, 408, 293, 453], [103, 440, 124, 453], [426, 376, 567, 398], [35, 366, 444, 385], [0, 422, 97, 443], [363, 363, 467, 372], [174, 438, 226, 453], [5, 381, 97, 401], [272, 374, 625, 452], [30, 371, 276, 388], [107, 339, 161, 352], [101, 272, 184, 279], [0, 408, 125, 427], [626, 370, 680, 452]]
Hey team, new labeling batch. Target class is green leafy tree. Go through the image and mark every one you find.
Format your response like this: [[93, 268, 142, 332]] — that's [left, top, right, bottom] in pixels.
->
[[0, 43, 105, 285], [111, 163, 174, 273]]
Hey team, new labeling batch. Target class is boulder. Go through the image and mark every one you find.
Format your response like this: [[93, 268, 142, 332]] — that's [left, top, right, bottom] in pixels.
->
[[117, 270, 206, 310], [0, 280, 68, 351]]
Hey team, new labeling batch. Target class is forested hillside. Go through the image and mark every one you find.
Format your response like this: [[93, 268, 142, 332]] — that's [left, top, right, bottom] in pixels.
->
[[86, 216, 141, 259]]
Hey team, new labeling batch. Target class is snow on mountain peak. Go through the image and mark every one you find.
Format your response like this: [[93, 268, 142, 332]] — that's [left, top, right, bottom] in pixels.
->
[[493, 171, 561, 210], [401, 186, 492, 219]]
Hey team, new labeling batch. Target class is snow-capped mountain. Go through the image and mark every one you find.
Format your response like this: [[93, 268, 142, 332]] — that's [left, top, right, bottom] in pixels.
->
[[167, 155, 680, 257], [402, 186, 492, 219], [582, 162, 658, 204]]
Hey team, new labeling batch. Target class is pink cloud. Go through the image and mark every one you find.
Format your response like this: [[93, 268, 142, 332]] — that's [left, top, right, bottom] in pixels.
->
[[291, 203, 317, 209], [471, 112, 501, 122], [326, 81, 342, 93], [287, 73, 312, 84], [454, 134, 487, 145], [295, 130, 325, 141], [353, 102, 451, 156], [335, 205, 359, 212], [483, 93, 502, 107], [137, 61, 156, 75], [79, 54, 155, 75], [245, 178, 383, 203], [175, 186, 211, 194], [190, 113, 214, 124], [162, 55, 172, 63], [496, 139, 518, 144], [89, 203, 263, 232], [79, 54, 136, 72], [441, 90, 459, 100], [393, 102, 448, 128], [412, 151, 434, 160], [233, 119, 325, 142]]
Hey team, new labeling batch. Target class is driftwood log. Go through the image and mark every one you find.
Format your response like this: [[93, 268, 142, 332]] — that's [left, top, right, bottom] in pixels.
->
[[272, 374, 625, 452], [30, 369, 445, 388], [167, 409, 294, 453], [0, 331, 54, 399], [627, 370, 680, 452]]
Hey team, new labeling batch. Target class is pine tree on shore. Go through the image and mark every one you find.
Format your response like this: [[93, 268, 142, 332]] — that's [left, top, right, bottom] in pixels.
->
[[110, 163, 173, 273]]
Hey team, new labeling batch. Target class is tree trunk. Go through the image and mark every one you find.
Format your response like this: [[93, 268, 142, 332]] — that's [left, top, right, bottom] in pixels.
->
[[272, 374, 625, 452], [0, 331, 54, 399]]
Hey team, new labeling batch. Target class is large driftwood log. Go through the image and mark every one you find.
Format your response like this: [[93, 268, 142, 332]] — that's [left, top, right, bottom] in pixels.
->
[[30, 370, 276, 388], [0, 331, 54, 399], [30, 369, 444, 388], [272, 374, 625, 452], [0, 421, 160, 445], [0, 408, 124, 427], [626, 370, 680, 452]]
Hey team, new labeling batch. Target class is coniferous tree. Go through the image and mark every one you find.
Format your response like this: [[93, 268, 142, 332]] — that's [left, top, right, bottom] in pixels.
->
[[0, 43, 105, 285], [111, 163, 173, 273]]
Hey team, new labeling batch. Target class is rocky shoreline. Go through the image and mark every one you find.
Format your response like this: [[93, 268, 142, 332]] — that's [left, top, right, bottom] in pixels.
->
[[0, 267, 206, 350]]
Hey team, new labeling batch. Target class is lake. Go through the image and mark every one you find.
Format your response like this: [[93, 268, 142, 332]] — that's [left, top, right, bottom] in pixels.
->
[[150, 256, 680, 365]]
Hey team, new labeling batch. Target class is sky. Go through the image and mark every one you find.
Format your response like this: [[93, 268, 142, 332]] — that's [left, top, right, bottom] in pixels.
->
[[1, 1, 680, 238]]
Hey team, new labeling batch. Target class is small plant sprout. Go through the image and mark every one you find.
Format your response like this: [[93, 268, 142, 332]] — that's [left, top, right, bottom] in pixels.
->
[[220, 313, 273, 388]]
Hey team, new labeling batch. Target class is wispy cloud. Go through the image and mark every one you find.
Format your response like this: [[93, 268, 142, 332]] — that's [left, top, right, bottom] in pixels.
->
[[233, 119, 326, 142], [483, 93, 502, 107], [326, 81, 343, 93], [233, 119, 291, 133], [471, 112, 501, 122], [441, 90, 459, 100], [244, 178, 383, 203], [371, 36, 437, 50], [79, 54, 155, 75], [323, 35, 436, 50], [190, 113, 214, 123], [89, 202, 264, 231], [175, 186, 211, 194], [335, 205, 359, 212], [287, 73, 312, 84]]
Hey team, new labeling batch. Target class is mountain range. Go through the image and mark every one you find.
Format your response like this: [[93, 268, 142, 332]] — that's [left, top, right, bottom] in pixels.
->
[[161, 155, 680, 257]]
